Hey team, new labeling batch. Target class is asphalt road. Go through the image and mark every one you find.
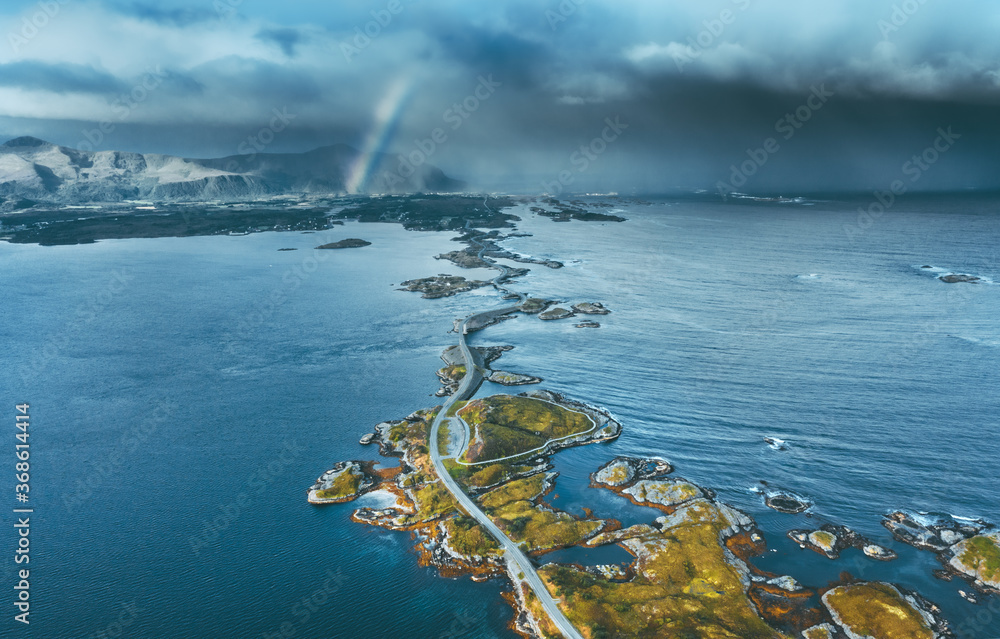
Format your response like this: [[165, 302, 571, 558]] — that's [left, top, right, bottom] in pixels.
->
[[427, 226, 584, 639]]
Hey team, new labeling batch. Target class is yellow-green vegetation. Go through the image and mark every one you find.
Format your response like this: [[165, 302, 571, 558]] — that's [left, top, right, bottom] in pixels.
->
[[479, 475, 603, 552], [315, 467, 362, 500], [625, 479, 702, 508], [823, 583, 933, 639], [458, 395, 593, 463], [809, 530, 837, 553], [438, 365, 466, 381], [480, 474, 548, 509], [401, 481, 460, 525], [953, 534, 1000, 587], [444, 516, 501, 558], [603, 464, 630, 485], [802, 625, 834, 639], [468, 463, 506, 488], [540, 500, 785, 639]]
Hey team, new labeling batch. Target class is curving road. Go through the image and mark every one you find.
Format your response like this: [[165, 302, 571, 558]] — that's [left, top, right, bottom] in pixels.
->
[[428, 219, 584, 639]]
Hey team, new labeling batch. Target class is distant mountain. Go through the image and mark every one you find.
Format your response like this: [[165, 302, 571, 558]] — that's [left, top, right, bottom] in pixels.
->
[[0, 137, 465, 208]]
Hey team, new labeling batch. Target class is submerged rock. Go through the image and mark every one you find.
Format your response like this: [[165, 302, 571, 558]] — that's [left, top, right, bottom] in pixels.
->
[[575, 321, 601, 328]]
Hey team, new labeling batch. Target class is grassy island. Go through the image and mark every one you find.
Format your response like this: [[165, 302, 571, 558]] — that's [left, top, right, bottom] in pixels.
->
[[822, 583, 934, 639], [951, 533, 1000, 589], [478, 474, 607, 553], [457, 395, 594, 463], [314, 467, 362, 501], [540, 499, 785, 639]]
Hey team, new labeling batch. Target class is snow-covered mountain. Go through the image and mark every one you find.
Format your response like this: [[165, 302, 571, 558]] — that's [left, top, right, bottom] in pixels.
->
[[0, 137, 464, 207]]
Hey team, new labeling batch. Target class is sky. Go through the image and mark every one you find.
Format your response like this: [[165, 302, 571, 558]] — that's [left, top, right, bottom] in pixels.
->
[[1, 0, 999, 193]]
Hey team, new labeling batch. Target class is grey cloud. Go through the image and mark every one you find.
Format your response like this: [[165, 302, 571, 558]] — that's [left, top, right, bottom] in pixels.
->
[[0, 61, 127, 94], [256, 28, 304, 57]]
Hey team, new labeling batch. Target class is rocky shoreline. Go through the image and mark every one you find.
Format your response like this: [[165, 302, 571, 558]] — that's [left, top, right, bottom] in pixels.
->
[[883, 511, 1000, 596]]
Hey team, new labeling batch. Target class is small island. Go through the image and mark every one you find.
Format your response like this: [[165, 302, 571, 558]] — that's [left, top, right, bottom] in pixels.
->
[[316, 238, 371, 249]]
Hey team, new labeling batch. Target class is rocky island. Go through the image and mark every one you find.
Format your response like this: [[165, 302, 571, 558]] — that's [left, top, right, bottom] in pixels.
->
[[316, 238, 371, 249]]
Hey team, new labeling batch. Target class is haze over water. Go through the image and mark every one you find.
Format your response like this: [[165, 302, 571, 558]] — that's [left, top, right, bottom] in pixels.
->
[[1, 195, 998, 637]]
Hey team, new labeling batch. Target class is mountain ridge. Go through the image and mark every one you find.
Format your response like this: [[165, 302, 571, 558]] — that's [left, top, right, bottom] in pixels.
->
[[0, 137, 465, 208]]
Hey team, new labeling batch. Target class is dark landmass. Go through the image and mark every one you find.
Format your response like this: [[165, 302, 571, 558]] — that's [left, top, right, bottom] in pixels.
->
[[332, 195, 519, 231], [1, 206, 342, 245], [316, 238, 371, 249], [278, 248, 297, 251], [531, 198, 627, 223]]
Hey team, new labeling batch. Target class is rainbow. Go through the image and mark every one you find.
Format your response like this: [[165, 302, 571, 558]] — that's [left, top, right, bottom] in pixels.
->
[[345, 77, 415, 194]]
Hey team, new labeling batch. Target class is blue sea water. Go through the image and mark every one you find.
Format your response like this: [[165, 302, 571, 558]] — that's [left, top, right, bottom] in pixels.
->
[[1, 195, 998, 637]]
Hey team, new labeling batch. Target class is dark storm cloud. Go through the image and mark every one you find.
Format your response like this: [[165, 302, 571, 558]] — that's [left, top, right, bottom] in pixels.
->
[[1, 0, 998, 192], [0, 61, 126, 94]]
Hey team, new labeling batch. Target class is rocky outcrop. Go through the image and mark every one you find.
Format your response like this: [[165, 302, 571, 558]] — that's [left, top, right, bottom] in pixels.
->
[[571, 302, 610, 315], [399, 275, 490, 299], [764, 491, 811, 514], [316, 238, 371, 249], [538, 307, 574, 321], [487, 370, 542, 386], [946, 532, 1000, 593], [789, 524, 897, 561], [307, 461, 376, 504]]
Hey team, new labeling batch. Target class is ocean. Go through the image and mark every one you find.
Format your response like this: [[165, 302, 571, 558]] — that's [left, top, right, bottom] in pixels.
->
[[1, 195, 997, 637]]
